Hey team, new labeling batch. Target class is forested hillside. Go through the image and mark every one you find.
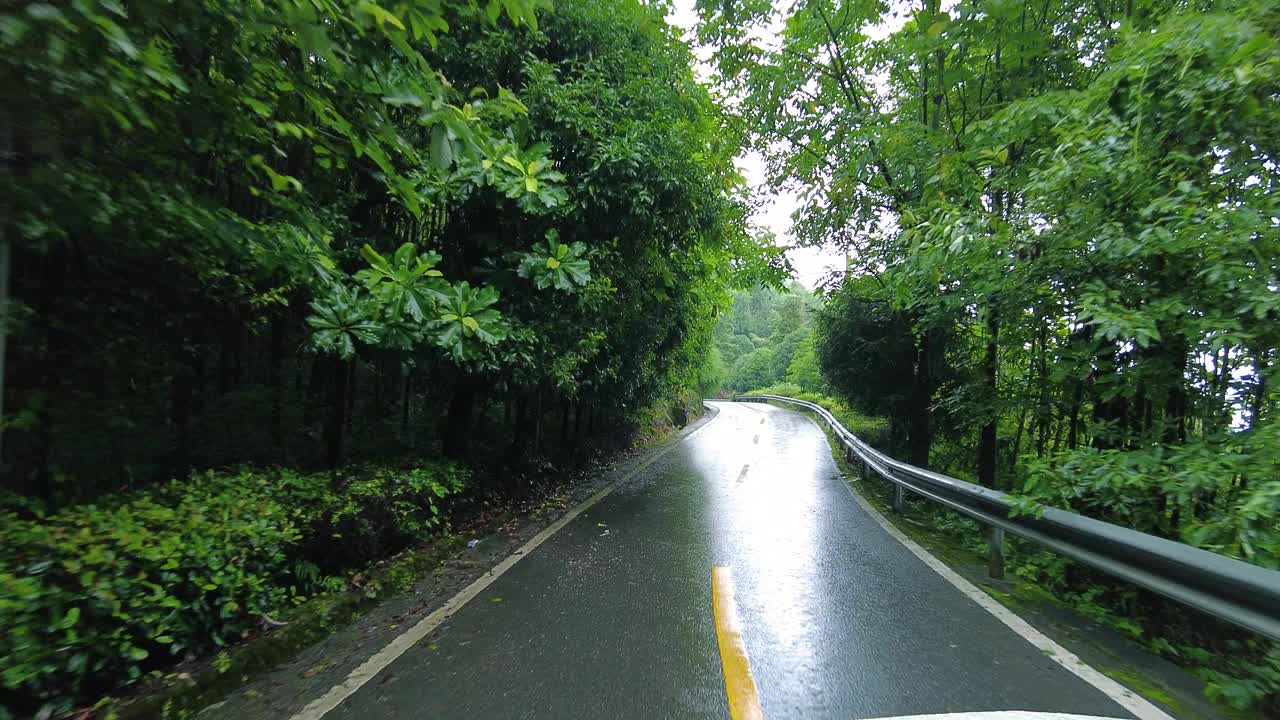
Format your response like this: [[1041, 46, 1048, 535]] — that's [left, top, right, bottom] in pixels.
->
[[699, 0, 1279, 710], [711, 284, 821, 393], [0, 1, 782, 715]]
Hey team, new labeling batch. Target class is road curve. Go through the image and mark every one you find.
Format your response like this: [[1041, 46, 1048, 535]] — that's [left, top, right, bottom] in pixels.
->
[[319, 401, 1133, 719]]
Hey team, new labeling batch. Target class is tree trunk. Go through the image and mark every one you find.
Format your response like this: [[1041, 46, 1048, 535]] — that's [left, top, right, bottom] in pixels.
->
[[443, 378, 477, 459], [269, 314, 284, 451], [32, 251, 64, 501], [1034, 321, 1050, 456], [574, 400, 585, 442], [170, 359, 193, 476], [978, 307, 999, 487], [323, 357, 348, 467], [559, 396, 571, 451], [533, 386, 544, 456], [929, 0, 944, 132], [1012, 336, 1037, 463], [1210, 345, 1230, 432], [0, 109, 9, 468], [472, 385, 488, 442], [372, 356, 384, 411], [218, 318, 240, 396], [907, 329, 933, 468], [0, 224, 7, 469], [1251, 351, 1269, 430], [1162, 340, 1188, 445], [304, 356, 325, 429], [513, 393, 529, 450], [401, 369, 412, 444], [345, 357, 358, 440], [1066, 382, 1083, 450]]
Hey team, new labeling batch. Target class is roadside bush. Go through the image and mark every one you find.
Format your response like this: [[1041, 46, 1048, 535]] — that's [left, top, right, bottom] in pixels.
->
[[746, 383, 891, 448], [0, 472, 296, 717], [1015, 426, 1280, 711], [275, 464, 469, 572], [1020, 426, 1280, 570], [0, 462, 467, 719]]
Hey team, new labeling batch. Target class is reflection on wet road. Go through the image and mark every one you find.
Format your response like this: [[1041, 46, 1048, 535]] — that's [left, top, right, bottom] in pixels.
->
[[321, 401, 1134, 719]]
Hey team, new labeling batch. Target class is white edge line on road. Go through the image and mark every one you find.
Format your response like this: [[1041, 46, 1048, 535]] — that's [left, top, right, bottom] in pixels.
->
[[870, 707, 1131, 712], [794, 410, 1175, 720], [289, 405, 720, 720]]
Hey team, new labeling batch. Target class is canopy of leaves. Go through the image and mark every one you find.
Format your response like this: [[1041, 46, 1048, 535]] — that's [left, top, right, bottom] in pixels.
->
[[700, 0, 1279, 710]]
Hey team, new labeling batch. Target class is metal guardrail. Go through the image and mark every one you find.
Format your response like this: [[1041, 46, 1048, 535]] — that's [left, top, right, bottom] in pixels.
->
[[733, 394, 1280, 641]]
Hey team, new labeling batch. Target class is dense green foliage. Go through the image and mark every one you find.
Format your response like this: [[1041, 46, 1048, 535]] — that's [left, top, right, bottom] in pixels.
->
[[0, 462, 466, 717], [0, 0, 785, 715], [712, 284, 824, 393], [1, 0, 782, 505], [698, 0, 1280, 710]]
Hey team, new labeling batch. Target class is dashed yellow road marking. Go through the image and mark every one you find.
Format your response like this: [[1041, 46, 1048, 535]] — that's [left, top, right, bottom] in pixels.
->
[[712, 567, 764, 720]]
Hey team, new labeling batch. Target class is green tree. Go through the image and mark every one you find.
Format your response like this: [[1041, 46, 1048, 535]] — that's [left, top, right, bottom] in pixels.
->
[[785, 333, 824, 394], [1, 0, 784, 494], [702, 0, 1280, 710]]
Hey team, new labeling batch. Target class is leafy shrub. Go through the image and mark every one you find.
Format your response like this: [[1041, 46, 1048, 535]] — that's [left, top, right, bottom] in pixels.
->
[[1020, 425, 1280, 569], [275, 464, 469, 571], [1015, 428, 1280, 712], [0, 473, 297, 717], [0, 462, 467, 718]]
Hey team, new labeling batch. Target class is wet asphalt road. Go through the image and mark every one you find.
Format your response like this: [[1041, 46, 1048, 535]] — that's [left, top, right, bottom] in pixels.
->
[[326, 401, 1132, 719]]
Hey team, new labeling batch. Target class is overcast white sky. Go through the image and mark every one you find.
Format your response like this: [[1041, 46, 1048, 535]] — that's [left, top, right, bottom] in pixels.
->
[[666, 1, 842, 289]]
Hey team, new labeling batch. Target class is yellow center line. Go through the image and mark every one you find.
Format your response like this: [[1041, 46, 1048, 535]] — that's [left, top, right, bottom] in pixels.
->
[[711, 567, 765, 720]]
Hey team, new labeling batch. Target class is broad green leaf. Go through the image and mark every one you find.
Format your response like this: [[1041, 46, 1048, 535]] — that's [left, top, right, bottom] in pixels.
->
[[357, 3, 405, 30], [430, 125, 454, 170]]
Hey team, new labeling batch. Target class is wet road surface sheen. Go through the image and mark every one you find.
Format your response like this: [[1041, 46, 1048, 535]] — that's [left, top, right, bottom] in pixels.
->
[[327, 402, 1132, 719]]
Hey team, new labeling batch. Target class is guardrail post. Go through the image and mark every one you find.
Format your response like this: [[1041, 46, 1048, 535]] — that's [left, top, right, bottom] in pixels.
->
[[892, 483, 904, 513], [987, 526, 1005, 579]]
